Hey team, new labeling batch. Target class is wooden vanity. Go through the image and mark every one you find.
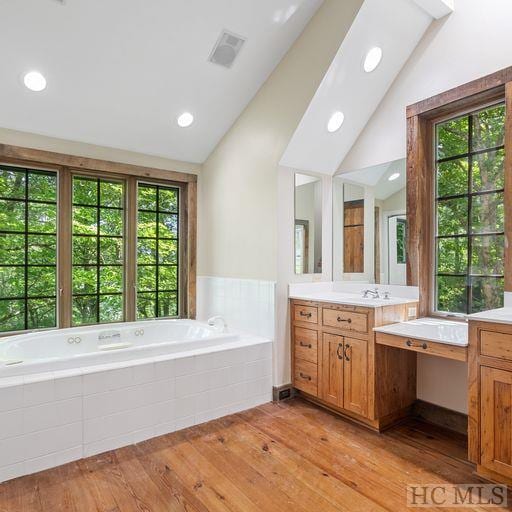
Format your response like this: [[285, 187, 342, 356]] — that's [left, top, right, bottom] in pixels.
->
[[291, 298, 419, 430]]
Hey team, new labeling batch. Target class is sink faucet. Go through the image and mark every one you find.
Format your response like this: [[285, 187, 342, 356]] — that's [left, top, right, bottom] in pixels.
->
[[207, 316, 228, 333], [362, 288, 380, 299]]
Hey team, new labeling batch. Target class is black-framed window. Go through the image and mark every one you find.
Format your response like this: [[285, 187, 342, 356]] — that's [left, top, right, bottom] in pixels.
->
[[136, 183, 179, 319], [0, 165, 58, 332], [72, 176, 124, 325], [435, 102, 505, 314]]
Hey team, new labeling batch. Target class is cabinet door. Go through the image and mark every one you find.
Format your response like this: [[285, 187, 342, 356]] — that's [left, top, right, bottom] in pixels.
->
[[321, 333, 344, 407], [343, 336, 368, 417], [481, 366, 512, 478]]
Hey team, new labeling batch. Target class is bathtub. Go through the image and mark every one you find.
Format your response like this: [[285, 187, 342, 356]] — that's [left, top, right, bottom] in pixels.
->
[[0, 320, 273, 483]]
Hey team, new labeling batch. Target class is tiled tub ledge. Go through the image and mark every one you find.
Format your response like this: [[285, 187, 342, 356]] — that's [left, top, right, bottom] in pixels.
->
[[0, 336, 273, 484]]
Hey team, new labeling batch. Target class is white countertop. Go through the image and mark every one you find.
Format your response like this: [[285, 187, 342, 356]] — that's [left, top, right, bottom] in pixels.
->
[[289, 291, 418, 308], [374, 317, 468, 347], [469, 307, 512, 325]]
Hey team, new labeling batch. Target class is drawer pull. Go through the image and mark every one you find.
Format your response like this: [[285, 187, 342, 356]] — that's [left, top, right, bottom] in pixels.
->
[[299, 372, 311, 381], [299, 341, 312, 349], [344, 343, 351, 362], [406, 339, 412, 347], [299, 311, 312, 318], [337, 316, 352, 324], [406, 339, 428, 350], [336, 343, 343, 360]]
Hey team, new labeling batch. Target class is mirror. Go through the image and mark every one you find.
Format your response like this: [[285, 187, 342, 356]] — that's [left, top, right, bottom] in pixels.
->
[[333, 158, 406, 284], [295, 173, 322, 274]]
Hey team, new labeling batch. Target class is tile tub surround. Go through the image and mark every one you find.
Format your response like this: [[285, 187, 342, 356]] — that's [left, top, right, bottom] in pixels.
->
[[0, 337, 272, 484], [289, 281, 419, 307], [197, 276, 276, 339], [374, 318, 468, 347]]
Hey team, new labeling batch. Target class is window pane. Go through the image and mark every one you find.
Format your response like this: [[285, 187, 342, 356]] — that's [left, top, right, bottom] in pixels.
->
[[437, 198, 468, 236], [28, 235, 57, 264], [436, 275, 467, 314], [72, 177, 124, 325], [0, 169, 25, 199], [437, 237, 467, 274], [137, 183, 180, 319], [100, 295, 123, 323], [471, 192, 504, 234], [28, 172, 57, 202], [72, 296, 98, 326], [471, 235, 504, 275], [27, 266, 56, 297], [470, 277, 504, 314], [437, 158, 468, 197], [0, 167, 57, 332], [436, 116, 468, 160], [472, 149, 504, 192], [0, 234, 25, 264], [0, 200, 25, 232], [472, 104, 505, 151]]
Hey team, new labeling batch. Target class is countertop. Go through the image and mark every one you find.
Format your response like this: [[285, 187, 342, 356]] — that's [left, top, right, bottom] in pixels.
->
[[373, 317, 468, 347], [288, 291, 418, 308], [468, 307, 512, 325]]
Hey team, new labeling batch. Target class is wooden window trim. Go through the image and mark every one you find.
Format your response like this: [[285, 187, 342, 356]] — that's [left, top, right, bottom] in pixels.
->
[[0, 144, 197, 335], [406, 66, 512, 317]]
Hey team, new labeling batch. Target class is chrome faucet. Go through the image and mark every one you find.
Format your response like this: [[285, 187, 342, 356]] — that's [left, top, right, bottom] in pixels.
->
[[362, 288, 380, 299], [207, 316, 228, 332]]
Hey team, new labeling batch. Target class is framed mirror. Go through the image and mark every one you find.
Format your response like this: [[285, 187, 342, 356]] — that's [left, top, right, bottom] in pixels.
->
[[295, 173, 322, 274], [333, 158, 406, 284]]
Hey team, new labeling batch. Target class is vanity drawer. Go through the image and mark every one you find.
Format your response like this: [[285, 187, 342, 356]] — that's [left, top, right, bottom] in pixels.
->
[[293, 304, 318, 324], [322, 308, 367, 333], [294, 359, 318, 396], [294, 327, 318, 363], [481, 330, 512, 361]]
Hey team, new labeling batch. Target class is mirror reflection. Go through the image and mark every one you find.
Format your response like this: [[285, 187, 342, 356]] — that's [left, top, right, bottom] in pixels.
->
[[333, 158, 406, 284], [295, 173, 322, 274]]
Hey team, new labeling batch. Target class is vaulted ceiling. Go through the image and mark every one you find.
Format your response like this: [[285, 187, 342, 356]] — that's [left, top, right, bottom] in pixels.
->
[[0, 0, 322, 163]]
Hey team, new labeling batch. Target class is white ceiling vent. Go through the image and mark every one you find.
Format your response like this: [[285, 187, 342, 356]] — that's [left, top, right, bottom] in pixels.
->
[[208, 30, 246, 69]]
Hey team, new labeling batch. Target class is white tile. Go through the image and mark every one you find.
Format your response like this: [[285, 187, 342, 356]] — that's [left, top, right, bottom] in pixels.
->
[[245, 376, 272, 399], [156, 378, 176, 402], [83, 371, 110, 395], [24, 402, 56, 433], [108, 367, 134, 390], [54, 446, 83, 467], [153, 421, 176, 437], [0, 462, 24, 484], [56, 397, 82, 425], [0, 409, 23, 440], [175, 373, 200, 398], [24, 422, 82, 459], [244, 359, 272, 381], [133, 362, 155, 385], [175, 415, 195, 431], [174, 396, 195, 419], [54, 374, 83, 400], [153, 399, 176, 425], [23, 378, 55, 407], [194, 392, 213, 415], [24, 452, 57, 476], [194, 353, 216, 373], [0, 435, 26, 467], [174, 356, 195, 376], [155, 359, 175, 381]]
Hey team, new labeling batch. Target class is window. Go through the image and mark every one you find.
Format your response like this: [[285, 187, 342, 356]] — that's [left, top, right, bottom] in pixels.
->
[[137, 183, 179, 319], [435, 103, 505, 314], [0, 166, 57, 332], [72, 177, 125, 325], [396, 219, 406, 265]]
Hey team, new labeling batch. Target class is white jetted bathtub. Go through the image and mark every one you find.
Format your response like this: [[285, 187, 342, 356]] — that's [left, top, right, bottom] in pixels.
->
[[0, 320, 273, 483]]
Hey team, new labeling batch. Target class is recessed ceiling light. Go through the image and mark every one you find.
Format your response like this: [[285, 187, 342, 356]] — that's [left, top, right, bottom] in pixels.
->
[[388, 172, 400, 181], [327, 111, 345, 133], [364, 47, 382, 73], [177, 112, 194, 128], [23, 71, 47, 92]]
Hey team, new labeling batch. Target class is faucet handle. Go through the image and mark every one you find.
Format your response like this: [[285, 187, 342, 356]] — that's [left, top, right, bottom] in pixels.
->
[[383, 291, 390, 300]]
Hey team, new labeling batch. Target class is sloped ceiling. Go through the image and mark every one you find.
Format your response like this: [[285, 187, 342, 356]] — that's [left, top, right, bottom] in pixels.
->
[[0, 0, 322, 163], [280, 0, 453, 175]]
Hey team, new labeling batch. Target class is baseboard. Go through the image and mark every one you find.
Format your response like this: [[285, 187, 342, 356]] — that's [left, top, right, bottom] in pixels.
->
[[273, 384, 295, 402], [413, 400, 468, 435]]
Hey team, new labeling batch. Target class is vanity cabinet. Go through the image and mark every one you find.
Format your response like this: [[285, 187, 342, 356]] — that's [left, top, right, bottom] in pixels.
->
[[469, 320, 512, 483], [291, 299, 417, 430]]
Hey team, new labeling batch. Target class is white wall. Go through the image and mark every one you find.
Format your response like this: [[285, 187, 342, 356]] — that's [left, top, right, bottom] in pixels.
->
[[338, 0, 512, 413]]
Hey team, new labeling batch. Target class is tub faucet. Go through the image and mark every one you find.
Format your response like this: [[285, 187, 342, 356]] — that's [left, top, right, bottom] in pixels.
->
[[207, 316, 228, 333]]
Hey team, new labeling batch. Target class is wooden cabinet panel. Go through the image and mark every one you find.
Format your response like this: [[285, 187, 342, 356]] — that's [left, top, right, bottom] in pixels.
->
[[294, 327, 318, 364], [294, 359, 318, 396], [344, 226, 364, 273], [322, 308, 367, 334], [293, 304, 318, 324], [343, 337, 368, 417], [481, 330, 512, 362], [481, 366, 512, 478], [321, 333, 344, 407]]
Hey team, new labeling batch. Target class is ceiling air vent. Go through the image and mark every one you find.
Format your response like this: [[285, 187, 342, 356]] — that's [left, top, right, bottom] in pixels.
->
[[208, 30, 246, 69]]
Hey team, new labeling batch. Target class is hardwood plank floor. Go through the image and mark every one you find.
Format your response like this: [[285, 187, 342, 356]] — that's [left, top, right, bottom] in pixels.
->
[[0, 398, 509, 512]]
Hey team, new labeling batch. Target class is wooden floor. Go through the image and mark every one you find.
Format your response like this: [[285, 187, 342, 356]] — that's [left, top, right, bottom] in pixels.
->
[[0, 398, 509, 512]]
